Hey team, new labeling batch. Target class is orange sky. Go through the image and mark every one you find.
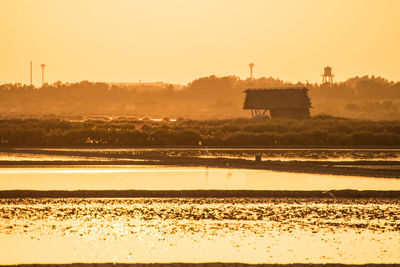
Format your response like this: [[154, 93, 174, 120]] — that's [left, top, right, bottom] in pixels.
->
[[0, 0, 399, 86]]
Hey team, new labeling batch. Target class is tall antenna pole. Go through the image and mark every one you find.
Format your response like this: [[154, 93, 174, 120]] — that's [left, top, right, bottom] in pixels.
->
[[249, 63, 254, 79], [40, 64, 46, 86], [30, 61, 32, 86]]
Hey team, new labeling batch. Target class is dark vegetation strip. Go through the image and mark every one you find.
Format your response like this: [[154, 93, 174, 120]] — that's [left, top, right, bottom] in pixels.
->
[[2, 264, 400, 267], [1, 190, 400, 198], [1, 116, 400, 147]]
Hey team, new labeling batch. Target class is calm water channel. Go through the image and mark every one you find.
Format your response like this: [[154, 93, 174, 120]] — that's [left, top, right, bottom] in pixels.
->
[[1, 166, 400, 190]]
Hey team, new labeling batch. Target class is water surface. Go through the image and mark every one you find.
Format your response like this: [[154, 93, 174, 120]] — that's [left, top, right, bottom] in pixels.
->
[[1, 166, 400, 191], [0, 198, 399, 264]]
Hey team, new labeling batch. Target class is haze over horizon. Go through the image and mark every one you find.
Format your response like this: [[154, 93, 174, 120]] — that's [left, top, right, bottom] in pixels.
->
[[1, 0, 399, 86]]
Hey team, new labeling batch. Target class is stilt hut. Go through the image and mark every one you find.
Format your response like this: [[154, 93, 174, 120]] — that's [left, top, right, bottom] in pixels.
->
[[243, 88, 312, 119]]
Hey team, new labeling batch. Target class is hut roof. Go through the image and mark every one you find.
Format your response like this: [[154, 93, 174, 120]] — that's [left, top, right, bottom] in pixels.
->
[[243, 88, 312, 109]]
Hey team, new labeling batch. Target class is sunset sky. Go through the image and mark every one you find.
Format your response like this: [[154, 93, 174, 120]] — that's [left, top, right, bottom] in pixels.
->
[[1, 0, 399, 86]]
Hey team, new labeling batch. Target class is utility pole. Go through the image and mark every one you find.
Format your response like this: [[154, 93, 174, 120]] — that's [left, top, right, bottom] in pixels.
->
[[30, 61, 33, 86]]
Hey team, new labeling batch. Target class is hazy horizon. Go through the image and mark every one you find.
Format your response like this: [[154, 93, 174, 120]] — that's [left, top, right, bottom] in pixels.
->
[[1, 0, 400, 86], [1, 73, 399, 88]]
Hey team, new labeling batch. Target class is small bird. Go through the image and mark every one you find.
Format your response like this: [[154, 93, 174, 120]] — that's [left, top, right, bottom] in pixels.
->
[[322, 190, 336, 201]]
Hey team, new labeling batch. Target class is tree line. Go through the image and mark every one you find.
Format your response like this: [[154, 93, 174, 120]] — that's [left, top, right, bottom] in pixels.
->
[[1, 75, 400, 120]]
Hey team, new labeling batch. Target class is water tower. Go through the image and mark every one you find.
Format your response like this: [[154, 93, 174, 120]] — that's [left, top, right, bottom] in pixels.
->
[[321, 66, 334, 84]]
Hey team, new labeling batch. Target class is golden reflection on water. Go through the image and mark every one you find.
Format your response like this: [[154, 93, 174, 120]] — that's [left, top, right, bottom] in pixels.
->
[[0, 152, 114, 162], [0, 166, 400, 190], [0, 198, 399, 264]]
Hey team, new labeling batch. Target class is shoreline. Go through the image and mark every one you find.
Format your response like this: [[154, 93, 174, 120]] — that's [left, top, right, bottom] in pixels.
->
[[3, 146, 400, 149], [1, 189, 400, 198], [2, 263, 400, 267]]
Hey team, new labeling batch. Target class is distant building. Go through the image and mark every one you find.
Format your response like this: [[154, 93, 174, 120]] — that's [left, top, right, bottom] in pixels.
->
[[243, 88, 312, 119]]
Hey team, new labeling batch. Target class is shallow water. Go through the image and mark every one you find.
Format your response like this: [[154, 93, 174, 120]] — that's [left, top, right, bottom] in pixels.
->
[[0, 198, 399, 264], [1, 166, 400, 191], [1, 149, 399, 264]]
